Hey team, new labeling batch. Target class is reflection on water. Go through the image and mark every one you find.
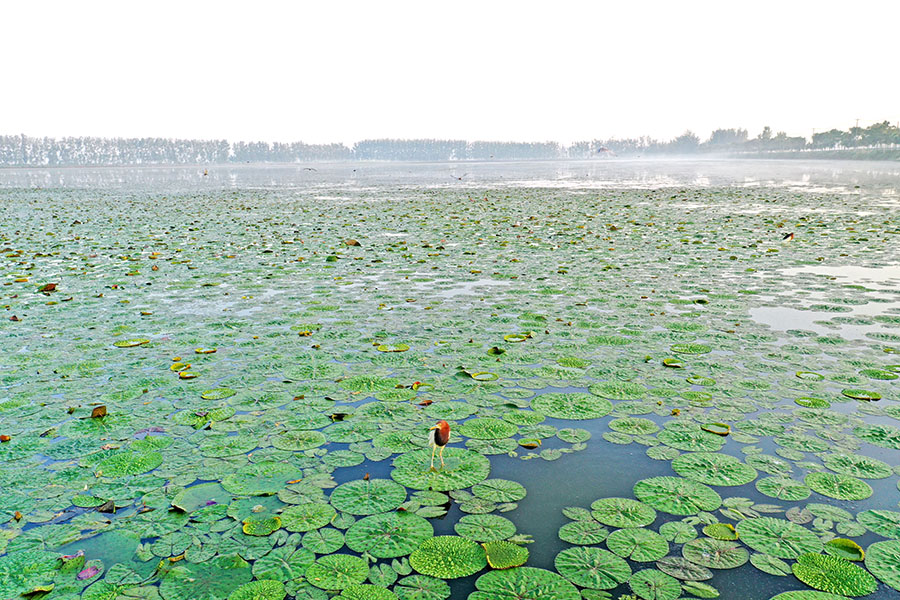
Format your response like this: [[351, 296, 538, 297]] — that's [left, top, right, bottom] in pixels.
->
[[750, 265, 900, 340], [782, 265, 900, 290], [2, 159, 900, 198]]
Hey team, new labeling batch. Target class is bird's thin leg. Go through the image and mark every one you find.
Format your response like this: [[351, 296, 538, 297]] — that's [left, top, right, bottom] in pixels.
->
[[439, 445, 445, 468], [430, 445, 436, 469]]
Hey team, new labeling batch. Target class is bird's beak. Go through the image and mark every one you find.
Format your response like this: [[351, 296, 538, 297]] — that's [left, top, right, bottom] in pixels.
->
[[428, 426, 438, 430]]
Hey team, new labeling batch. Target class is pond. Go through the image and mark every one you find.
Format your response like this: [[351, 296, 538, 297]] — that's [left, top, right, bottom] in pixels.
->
[[0, 159, 899, 600]]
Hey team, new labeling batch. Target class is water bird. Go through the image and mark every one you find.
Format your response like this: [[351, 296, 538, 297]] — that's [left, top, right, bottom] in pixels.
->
[[428, 420, 451, 469], [782, 232, 794, 241]]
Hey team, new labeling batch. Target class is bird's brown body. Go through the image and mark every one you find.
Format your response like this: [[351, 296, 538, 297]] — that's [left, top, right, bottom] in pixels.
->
[[428, 420, 450, 469]]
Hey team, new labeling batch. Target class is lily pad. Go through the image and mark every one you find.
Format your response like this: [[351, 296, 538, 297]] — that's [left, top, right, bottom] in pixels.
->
[[736, 517, 824, 559], [483, 540, 529, 569], [558, 519, 609, 545], [554, 547, 631, 590], [305, 554, 369, 590], [606, 528, 669, 562], [628, 568, 682, 600], [228, 580, 286, 600], [455, 514, 517, 542], [681, 538, 749, 569], [590, 497, 657, 528], [633, 476, 722, 515], [656, 555, 713, 581], [222, 461, 301, 496], [345, 511, 433, 558], [330, 479, 407, 515], [804, 472, 873, 501], [0, 549, 59, 599], [391, 448, 490, 491], [471, 567, 580, 600], [865, 539, 900, 591], [791, 552, 876, 596], [755, 477, 812, 502], [531, 393, 612, 420], [671, 452, 757, 486], [458, 418, 518, 440], [159, 555, 253, 600], [824, 539, 865, 561], [409, 536, 486, 579], [280, 503, 337, 533], [750, 552, 793, 576]]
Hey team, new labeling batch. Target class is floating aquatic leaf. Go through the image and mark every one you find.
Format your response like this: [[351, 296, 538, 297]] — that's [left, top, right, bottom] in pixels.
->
[[856, 509, 900, 538], [768, 592, 854, 600], [483, 540, 529, 569], [590, 497, 657, 528], [472, 479, 526, 503], [113, 338, 150, 348], [609, 417, 659, 435], [670, 343, 712, 355], [554, 547, 631, 589], [280, 503, 336, 533], [682, 538, 749, 569], [228, 580, 286, 600], [823, 453, 892, 479], [409, 536, 486, 579], [243, 515, 282, 536], [853, 423, 900, 449], [391, 448, 490, 491], [791, 552, 876, 596], [96, 451, 162, 477], [656, 427, 724, 452], [159, 555, 253, 600], [633, 477, 722, 516], [606, 527, 669, 562], [804, 472, 873, 501], [755, 477, 812, 501], [658, 521, 698, 544], [806, 504, 854, 523], [251, 546, 315, 582], [330, 479, 407, 515], [750, 552, 793, 576], [795, 397, 831, 408], [455, 514, 516, 542], [458, 418, 518, 440], [345, 511, 433, 558], [702, 523, 738, 541], [865, 539, 900, 592], [558, 519, 609, 545], [201, 387, 237, 400], [588, 381, 646, 400], [655, 555, 712, 581], [270, 430, 326, 451], [305, 554, 369, 590], [339, 584, 398, 600], [531, 393, 612, 420], [628, 568, 681, 600], [222, 461, 301, 496], [824, 539, 865, 561], [736, 517, 823, 559], [671, 452, 757, 486], [841, 388, 881, 401], [341, 375, 400, 393], [471, 567, 580, 600], [0, 549, 59, 599]]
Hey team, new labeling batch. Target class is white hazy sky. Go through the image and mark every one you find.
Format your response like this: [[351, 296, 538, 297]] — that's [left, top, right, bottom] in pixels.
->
[[3, 1, 898, 144]]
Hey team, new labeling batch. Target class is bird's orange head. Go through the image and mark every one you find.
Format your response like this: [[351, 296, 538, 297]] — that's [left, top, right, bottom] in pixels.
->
[[429, 420, 450, 435]]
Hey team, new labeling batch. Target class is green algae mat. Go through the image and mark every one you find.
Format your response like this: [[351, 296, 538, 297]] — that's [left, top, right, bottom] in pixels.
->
[[1, 169, 899, 599]]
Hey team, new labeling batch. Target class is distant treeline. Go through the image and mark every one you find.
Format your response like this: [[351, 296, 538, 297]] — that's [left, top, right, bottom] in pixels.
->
[[1, 121, 898, 166]]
